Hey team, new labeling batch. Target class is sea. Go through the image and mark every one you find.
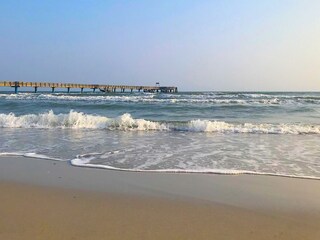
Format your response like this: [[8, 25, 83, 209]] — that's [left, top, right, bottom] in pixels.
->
[[0, 90, 319, 179]]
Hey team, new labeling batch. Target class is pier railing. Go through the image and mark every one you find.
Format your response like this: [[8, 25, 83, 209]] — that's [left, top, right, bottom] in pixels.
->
[[0, 81, 178, 93]]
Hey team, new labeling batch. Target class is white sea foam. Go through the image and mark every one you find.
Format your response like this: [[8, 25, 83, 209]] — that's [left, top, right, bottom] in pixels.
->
[[70, 156, 320, 180], [0, 152, 65, 161], [0, 110, 319, 134], [1, 151, 318, 179]]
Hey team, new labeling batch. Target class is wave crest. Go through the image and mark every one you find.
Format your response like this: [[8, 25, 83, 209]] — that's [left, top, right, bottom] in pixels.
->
[[188, 120, 320, 134], [0, 110, 168, 131], [0, 110, 319, 134]]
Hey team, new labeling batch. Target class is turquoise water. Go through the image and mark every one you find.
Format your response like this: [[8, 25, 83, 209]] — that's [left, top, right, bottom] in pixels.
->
[[0, 91, 320, 178]]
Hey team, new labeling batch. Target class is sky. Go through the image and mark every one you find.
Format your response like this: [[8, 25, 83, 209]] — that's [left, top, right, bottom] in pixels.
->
[[0, 0, 319, 91]]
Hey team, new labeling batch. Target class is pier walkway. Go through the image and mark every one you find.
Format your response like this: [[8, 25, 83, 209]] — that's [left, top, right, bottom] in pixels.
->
[[0, 81, 178, 94]]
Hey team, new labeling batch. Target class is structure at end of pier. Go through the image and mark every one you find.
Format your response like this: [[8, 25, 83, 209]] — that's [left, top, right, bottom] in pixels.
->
[[0, 81, 178, 94]]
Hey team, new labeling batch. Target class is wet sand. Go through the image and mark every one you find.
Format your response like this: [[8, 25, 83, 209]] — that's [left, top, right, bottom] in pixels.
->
[[0, 156, 320, 240]]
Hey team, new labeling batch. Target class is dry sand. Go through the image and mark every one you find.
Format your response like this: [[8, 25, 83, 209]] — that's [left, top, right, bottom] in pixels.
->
[[0, 156, 320, 240]]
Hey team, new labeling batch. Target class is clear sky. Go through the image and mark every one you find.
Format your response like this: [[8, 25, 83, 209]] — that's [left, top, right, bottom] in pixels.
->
[[1, 0, 319, 91]]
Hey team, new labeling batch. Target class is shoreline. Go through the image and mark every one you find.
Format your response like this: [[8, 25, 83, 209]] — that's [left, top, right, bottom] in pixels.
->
[[1, 156, 320, 239]]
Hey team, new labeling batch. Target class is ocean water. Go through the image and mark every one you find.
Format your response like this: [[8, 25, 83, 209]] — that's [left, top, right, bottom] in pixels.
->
[[0, 91, 320, 179]]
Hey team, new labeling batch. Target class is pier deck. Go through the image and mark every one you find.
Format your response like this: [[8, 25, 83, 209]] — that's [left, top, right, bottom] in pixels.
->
[[0, 81, 177, 93]]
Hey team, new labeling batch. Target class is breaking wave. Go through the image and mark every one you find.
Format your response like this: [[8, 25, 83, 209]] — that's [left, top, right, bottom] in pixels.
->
[[0, 110, 167, 131], [0, 110, 319, 134]]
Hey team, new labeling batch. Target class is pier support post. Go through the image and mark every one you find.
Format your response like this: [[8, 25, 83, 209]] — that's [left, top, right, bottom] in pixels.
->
[[34, 87, 38, 93], [52, 87, 55, 93], [81, 88, 84, 93], [67, 87, 70, 93]]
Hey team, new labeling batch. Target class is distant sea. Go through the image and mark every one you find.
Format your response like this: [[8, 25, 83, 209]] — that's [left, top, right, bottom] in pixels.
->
[[0, 91, 319, 179]]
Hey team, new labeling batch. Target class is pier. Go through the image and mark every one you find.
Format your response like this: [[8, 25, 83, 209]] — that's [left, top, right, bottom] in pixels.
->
[[0, 81, 178, 94]]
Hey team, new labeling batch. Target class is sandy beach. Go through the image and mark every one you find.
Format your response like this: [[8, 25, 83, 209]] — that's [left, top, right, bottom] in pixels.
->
[[0, 156, 320, 240]]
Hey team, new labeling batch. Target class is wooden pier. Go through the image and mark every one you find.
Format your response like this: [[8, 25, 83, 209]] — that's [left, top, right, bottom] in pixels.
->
[[0, 81, 178, 94]]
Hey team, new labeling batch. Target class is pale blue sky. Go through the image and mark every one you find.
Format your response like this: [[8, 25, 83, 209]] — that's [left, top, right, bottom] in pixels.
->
[[1, 0, 319, 91]]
